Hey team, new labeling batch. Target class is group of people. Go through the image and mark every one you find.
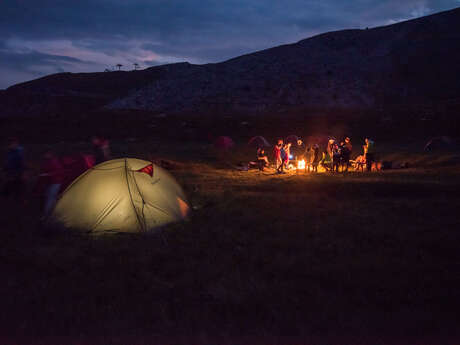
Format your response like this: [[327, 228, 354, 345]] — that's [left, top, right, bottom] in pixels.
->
[[326, 137, 353, 172], [1, 136, 112, 220], [267, 139, 322, 174], [256, 137, 376, 173]]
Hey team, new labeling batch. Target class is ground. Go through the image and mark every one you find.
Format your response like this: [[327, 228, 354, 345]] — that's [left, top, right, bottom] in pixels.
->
[[1, 138, 460, 344]]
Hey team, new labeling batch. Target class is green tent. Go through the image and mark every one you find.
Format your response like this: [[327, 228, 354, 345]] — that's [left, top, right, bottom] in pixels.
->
[[50, 158, 189, 233]]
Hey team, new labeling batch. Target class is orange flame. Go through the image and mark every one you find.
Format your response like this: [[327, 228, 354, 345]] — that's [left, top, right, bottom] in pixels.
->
[[297, 160, 305, 170]]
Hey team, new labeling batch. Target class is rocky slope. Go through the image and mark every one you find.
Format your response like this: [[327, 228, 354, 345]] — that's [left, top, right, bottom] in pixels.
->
[[2, 7, 460, 117]]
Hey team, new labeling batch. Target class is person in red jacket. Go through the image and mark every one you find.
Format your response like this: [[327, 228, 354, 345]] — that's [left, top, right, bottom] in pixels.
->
[[39, 151, 65, 218], [273, 139, 283, 173]]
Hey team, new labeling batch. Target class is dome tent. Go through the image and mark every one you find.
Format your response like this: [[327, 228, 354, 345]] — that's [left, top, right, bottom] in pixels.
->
[[214, 136, 234, 150], [248, 136, 270, 148], [50, 158, 190, 233], [286, 134, 300, 144]]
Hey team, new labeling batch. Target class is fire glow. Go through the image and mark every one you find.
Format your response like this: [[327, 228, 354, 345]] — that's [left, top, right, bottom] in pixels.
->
[[297, 159, 305, 170]]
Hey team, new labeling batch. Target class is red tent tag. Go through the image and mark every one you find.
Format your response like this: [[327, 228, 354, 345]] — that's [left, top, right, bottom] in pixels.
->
[[137, 164, 153, 177]]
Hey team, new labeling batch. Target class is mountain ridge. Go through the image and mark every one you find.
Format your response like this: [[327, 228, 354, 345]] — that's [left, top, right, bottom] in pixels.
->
[[2, 6, 460, 117]]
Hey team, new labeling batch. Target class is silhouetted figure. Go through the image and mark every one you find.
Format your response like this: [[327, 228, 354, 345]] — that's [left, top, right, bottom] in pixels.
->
[[312, 144, 320, 172], [292, 139, 306, 161], [304, 145, 313, 172], [332, 143, 341, 172], [257, 148, 269, 171], [342, 137, 352, 172], [283, 143, 291, 169], [92, 136, 112, 164], [2, 137, 25, 199], [327, 139, 335, 162], [321, 150, 332, 171], [38, 151, 65, 218], [364, 138, 375, 172], [273, 140, 284, 173]]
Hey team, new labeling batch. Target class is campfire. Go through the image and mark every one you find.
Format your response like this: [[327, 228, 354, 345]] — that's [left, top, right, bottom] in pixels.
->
[[297, 159, 306, 170]]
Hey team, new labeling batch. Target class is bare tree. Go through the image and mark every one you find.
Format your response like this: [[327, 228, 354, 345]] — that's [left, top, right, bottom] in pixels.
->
[[116, 64, 123, 71], [133, 63, 140, 70]]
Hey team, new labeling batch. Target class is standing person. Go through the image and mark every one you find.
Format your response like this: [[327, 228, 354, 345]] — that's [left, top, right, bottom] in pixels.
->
[[92, 136, 112, 164], [332, 143, 341, 173], [273, 139, 283, 173], [284, 143, 292, 169], [39, 151, 65, 218], [342, 137, 352, 172], [304, 145, 312, 172], [344, 137, 353, 154], [311, 144, 320, 172], [1, 137, 25, 199], [278, 144, 288, 173], [338, 142, 345, 171], [364, 138, 375, 172], [327, 139, 335, 161], [293, 139, 306, 162]]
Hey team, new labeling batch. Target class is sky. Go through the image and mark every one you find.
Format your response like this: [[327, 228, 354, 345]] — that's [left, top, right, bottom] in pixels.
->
[[1, 0, 459, 89]]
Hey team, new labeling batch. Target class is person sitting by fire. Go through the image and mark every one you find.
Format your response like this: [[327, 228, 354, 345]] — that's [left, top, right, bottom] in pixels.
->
[[353, 154, 366, 171], [256, 148, 269, 171]]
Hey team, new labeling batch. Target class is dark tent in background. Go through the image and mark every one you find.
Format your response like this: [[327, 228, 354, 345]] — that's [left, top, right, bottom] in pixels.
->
[[214, 136, 234, 150], [424, 136, 458, 151], [248, 136, 270, 148], [61, 153, 95, 191], [286, 134, 300, 144], [303, 135, 335, 146], [34, 153, 95, 196]]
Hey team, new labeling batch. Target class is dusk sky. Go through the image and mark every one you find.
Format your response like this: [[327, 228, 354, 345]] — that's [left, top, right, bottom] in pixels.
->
[[1, 0, 459, 89]]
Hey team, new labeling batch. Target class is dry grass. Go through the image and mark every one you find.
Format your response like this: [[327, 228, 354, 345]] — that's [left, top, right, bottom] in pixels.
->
[[1, 140, 460, 343]]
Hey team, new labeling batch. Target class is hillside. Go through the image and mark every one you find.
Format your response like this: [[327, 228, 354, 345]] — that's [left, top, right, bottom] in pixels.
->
[[2, 7, 460, 117]]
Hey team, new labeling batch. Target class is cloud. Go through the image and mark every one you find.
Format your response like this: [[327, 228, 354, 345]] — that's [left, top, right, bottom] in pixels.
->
[[0, 41, 95, 88], [379, 0, 433, 24], [0, 37, 186, 88], [0, 0, 458, 88]]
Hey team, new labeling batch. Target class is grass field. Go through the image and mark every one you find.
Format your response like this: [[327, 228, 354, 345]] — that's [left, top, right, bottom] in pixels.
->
[[1, 139, 460, 344]]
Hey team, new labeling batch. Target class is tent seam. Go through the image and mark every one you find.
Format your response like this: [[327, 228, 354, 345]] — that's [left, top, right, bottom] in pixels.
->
[[124, 158, 146, 232]]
